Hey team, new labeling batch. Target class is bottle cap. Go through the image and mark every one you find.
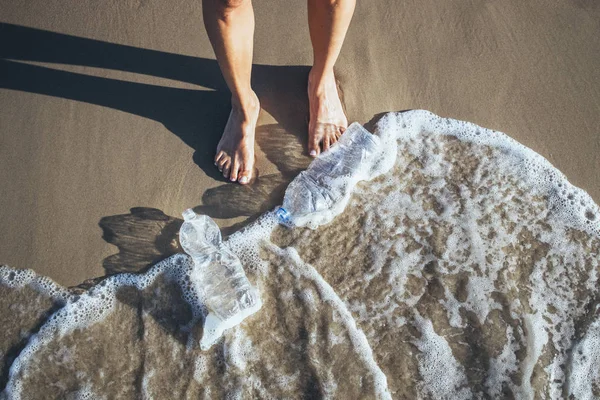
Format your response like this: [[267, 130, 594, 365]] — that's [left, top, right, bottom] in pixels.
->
[[182, 208, 196, 221], [275, 207, 291, 224]]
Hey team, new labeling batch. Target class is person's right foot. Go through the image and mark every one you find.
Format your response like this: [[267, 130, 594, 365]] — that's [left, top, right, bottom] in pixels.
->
[[307, 68, 348, 157], [214, 91, 260, 185]]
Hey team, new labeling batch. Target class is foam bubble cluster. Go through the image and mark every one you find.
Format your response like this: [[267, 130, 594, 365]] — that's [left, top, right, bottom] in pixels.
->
[[3, 255, 207, 399], [378, 110, 600, 237], [569, 311, 600, 399], [0, 266, 70, 303], [413, 314, 472, 399]]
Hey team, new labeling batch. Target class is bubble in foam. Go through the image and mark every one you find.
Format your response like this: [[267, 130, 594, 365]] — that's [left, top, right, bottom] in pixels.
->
[[65, 385, 102, 400], [0, 265, 71, 304], [568, 314, 600, 399], [227, 211, 280, 275], [413, 314, 472, 399], [193, 355, 209, 384]]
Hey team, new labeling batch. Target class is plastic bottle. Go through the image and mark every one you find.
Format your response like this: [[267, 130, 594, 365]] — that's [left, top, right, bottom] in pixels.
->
[[180, 209, 262, 350], [277, 122, 381, 228]]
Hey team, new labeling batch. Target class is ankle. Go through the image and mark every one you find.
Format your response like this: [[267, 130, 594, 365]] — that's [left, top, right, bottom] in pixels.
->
[[231, 90, 259, 118], [308, 67, 335, 95]]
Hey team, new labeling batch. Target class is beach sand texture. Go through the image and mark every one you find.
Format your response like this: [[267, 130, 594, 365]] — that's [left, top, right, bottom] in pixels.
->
[[1, 0, 600, 398], [1, 0, 598, 286]]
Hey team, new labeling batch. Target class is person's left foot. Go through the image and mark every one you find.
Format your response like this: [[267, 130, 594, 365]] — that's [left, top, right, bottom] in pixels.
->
[[307, 68, 348, 157], [214, 91, 259, 184]]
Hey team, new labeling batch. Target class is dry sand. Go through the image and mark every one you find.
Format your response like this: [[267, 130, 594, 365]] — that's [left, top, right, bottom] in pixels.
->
[[0, 0, 599, 287]]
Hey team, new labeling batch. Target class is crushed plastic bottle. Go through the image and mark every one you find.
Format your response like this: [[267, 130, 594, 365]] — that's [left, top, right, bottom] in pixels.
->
[[277, 122, 381, 228], [179, 209, 262, 350]]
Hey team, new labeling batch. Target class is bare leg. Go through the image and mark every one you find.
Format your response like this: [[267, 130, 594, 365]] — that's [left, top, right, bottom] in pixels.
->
[[203, 0, 259, 184], [307, 0, 355, 157]]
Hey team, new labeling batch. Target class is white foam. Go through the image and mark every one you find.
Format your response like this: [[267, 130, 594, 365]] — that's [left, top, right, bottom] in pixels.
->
[[0, 265, 71, 304], [4, 254, 205, 399], [227, 212, 280, 275], [264, 243, 392, 400], [569, 312, 600, 400], [413, 314, 473, 399], [65, 385, 103, 400], [378, 110, 600, 237], [518, 312, 549, 398], [485, 325, 520, 397]]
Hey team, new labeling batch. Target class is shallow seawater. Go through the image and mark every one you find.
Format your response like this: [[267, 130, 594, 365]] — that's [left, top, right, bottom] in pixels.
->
[[1, 110, 599, 399]]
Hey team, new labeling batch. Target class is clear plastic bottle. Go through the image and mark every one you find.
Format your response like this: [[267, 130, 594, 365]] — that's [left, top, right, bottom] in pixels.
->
[[277, 122, 381, 228], [180, 209, 261, 350]]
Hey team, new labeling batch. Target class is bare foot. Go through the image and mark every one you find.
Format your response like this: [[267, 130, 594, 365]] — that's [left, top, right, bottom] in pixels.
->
[[307, 69, 348, 157], [214, 91, 260, 184]]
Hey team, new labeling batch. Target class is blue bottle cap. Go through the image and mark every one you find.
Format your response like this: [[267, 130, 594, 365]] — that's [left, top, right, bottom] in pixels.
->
[[275, 207, 291, 224]]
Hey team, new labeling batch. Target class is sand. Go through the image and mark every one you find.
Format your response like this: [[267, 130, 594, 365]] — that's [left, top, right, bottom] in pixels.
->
[[1, 0, 599, 287]]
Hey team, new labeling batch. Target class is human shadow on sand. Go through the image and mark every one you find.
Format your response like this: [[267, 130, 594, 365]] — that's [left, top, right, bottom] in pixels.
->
[[0, 23, 320, 275], [0, 22, 312, 181]]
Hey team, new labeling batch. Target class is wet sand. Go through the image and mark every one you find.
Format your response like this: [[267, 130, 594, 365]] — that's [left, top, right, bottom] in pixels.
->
[[2, 113, 599, 398], [1, 0, 599, 286]]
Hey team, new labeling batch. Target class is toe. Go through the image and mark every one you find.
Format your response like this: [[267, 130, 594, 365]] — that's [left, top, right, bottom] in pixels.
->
[[331, 127, 341, 144], [309, 139, 320, 157], [214, 151, 225, 165], [217, 157, 228, 172], [222, 159, 231, 178], [330, 134, 338, 146], [238, 168, 252, 185], [308, 125, 321, 157], [230, 161, 240, 182], [323, 136, 330, 152]]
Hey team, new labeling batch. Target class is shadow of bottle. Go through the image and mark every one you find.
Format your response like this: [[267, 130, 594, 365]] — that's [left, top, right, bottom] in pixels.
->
[[97, 207, 182, 276], [0, 22, 315, 183]]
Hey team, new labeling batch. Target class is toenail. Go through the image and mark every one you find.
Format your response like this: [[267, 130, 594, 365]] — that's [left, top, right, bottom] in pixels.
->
[[239, 176, 249, 184], [310, 150, 317, 156]]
